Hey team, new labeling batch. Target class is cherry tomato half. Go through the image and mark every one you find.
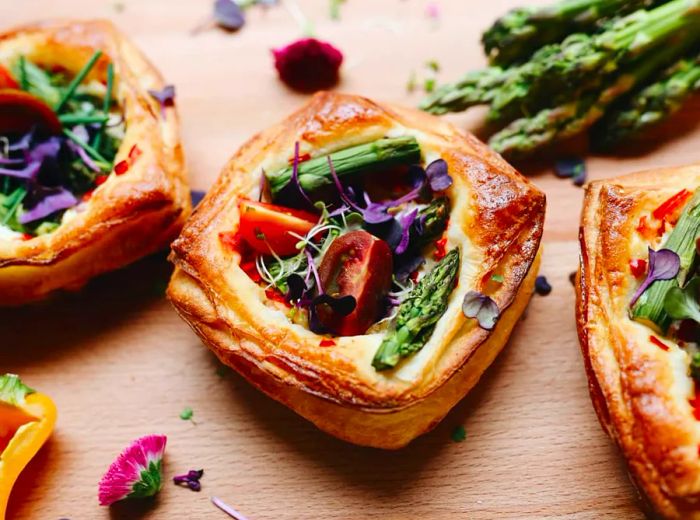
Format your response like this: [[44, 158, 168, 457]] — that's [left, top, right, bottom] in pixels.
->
[[238, 199, 318, 256], [0, 64, 19, 89], [0, 89, 62, 135], [317, 230, 393, 336]]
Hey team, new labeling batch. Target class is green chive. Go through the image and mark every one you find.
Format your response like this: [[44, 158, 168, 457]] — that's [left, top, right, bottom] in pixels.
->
[[2, 187, 26, 226], [18, 56, 28, 91], [59, 114, 109, 125], [55, 50, 102, 113], [63, 128, 110, 167], [93, 62, 114, 149]]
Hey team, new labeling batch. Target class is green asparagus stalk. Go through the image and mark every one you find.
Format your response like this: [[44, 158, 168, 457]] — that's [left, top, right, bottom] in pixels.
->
[[632, 188, 700, 332], [488, 34, 696, 157], [482, 0, 658, 66], [419, 67, 511, 115], [592, 55, 700, 148], [267, 137, 421, 199], [411, 197, 450, 250], [422, 0, 700, 119], [372, 248, 460, 371]]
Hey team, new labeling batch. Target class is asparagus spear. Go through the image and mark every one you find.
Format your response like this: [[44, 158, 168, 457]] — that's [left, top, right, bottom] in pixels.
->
[[482, 0, 658, 66], [267, 137, 421, 199], [488, 34, 696, 157], [422, 0, 700, 118], [411, 197, 450, 249], [419, 67, 510, 115], [592, 55, 700, 148], [372, 248, 460, 371], [632, 188, 700, 332]]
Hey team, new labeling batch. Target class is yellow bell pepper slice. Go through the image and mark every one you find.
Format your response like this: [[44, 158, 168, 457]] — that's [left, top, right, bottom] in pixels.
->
[[0, 374, 56, 520]]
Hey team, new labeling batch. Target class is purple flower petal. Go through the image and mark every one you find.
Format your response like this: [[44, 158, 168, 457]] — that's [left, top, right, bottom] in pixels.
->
[[26, 137, 62, 165], [462, 290, 499, 330], [212, 496, 250, 520], [425, 159, 452, 191], [629, 247, 681, 307], [213, 0, 245, 31], [19, 188, 78, 224], [173, 469, 203, 492], [290, 142, 312, 205], [67, 140, 101, 172], [147, 85, 176, 119], [395, 208, 419, 255], [9, 132, 33, 151], [191, 189, 206, 207]]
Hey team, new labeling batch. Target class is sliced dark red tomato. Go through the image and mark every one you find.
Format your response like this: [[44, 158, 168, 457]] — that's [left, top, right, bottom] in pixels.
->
[[0, 64, 19, 89], [317, 230, 393, 336], [0, 89, 62, 135], [238, 199, 318, 256]]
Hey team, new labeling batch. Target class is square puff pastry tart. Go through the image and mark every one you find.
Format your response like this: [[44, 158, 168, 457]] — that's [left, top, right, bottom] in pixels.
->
[[168, 92, 545, 449], [0, 20, 190, 305], [578, 165, 700, 518]]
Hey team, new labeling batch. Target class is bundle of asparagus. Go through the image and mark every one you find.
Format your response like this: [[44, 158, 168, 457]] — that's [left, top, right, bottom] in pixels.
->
[[420, 0, 700, 158]]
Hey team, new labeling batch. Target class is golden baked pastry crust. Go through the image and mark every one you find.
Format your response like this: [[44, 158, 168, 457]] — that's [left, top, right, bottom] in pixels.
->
[[0, 20, 190, 305], [578, 165, 700, 519], [168, 92, 544, 448]]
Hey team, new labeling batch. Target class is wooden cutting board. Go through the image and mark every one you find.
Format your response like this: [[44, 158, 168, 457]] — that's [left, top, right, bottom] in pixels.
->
[[3, 0, 699, 518]]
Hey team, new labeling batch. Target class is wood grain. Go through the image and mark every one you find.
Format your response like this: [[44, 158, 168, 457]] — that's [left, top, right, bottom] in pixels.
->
[[1, 0, 697, 517]]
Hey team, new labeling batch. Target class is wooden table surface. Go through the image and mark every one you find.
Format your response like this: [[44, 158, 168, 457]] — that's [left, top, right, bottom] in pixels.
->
[[3, 0, 699, 518]]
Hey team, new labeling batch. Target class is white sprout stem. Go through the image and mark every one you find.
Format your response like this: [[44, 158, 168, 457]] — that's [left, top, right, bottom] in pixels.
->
[[211, 496, 250, 520]]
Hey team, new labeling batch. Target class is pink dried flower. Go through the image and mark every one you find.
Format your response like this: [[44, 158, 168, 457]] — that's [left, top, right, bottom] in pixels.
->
[[98, 434, 167, 506], [425, 1, 440, 19], [272, 37, 343, 92]]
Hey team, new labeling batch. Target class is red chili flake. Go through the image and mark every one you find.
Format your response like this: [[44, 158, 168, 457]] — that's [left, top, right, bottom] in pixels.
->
[[319, 338, 336, 347], [652, 189, 691, 223], [218, 231, 241, 252], [128, 144, 143, 161], [649, 335, 669, 351], [82, 190, 94, 202], [114, 160, 129, 175], [288, 152, 311, 164], [95, 174, 109, 186], [629, 258, 647, 278], [265, 287, 290, 306], [21, 233, 33, 241], [433, 237, 447, 260]]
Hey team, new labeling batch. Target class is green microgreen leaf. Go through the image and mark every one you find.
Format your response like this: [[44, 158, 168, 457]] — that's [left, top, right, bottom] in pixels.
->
[[406, 71, 417, 93], [0, 374, 35, 406], [18, 55, 28, 90], [664, 277, 700, 324], [2, 187, 27, 226], [180, 407, 194, 421], [424, 77, 436, 93], [451, 425, 466, 443], [425, 60, 440, 73], [55, 50, 103, 113], [63, 128, 111, 168], [491, 274, 504, 283]]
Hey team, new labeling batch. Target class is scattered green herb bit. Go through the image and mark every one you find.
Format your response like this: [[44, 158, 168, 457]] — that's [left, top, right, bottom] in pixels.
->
[[491, 274, 504, 283], [691, 352, 700, 380], [329, 0, 345, 20], [63, 128, 111, 167], [18, 55, 28, 90], [180, 407, 194, 421], [406, 70, 417, 93], [424, 77, 436, 93], [55, 50, 102, 113], [1, 187, 27, 226], [426, 60, 440, 73], [451, 425, 466, 443]]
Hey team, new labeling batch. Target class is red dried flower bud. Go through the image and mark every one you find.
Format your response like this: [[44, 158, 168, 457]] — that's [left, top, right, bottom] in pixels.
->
[[272, 37, 343, 93]]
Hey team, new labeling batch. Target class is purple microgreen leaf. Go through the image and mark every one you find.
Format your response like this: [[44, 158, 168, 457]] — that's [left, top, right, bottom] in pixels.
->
[[408, 164, 427, 189], [285, 273, 307, 302], [190, 189, 206, 207], [147, 85, 176, 119], [395, 208, 419, 255], [462, 290, 499, 330], [173, 469, 203, 492], [67, 139, 101, 172], [535, 275, 552, 295], [327, 156, 362, 213], [313, 293, 357, 316], [629, 247, 681, 307], [554, 157, 585, 178], [213, 0, 246, 31], [26, 136, 62, 165], [0, 161, 40, 180], [19, 187, 78, 224], [291, 142, 312, 206], [425, 159, 452, 191], [395, 253, 425, 283]]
